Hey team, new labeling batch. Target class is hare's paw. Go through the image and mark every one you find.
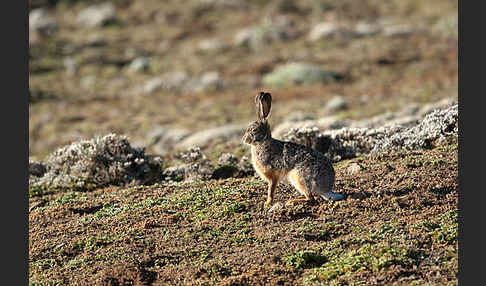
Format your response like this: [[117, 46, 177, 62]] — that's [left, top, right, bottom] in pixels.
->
[[264, 199, 273, 208]]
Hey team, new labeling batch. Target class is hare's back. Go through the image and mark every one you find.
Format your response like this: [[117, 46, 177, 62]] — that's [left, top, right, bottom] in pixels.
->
[[281, 141, 334, 172]]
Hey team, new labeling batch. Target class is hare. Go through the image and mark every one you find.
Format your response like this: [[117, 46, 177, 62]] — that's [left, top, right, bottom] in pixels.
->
[[242, 92, 345, 207]]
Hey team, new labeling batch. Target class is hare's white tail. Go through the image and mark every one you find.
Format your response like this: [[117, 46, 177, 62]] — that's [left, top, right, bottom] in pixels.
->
[[321, 192, 345, 201]]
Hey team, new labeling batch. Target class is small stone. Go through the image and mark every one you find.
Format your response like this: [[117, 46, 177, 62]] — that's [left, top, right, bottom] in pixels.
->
[[324, 96, 348, 113], [127, 57, 151, 73], [63, 57, 78, 75], [234, 28, 256, 47], [143, 77, 164, 94], [198, 38, 227, 53], [308, 22, 341, 41], [77, 3, 116, 28], [347, 162, 363, 175], [383, 24, 415, 37], [267, 202, 284, 213], [29, 8, 58, 36], [354, 22, 382, 37]]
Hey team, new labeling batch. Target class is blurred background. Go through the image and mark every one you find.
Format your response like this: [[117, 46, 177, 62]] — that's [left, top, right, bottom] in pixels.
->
[[29, 0, 458, 164]]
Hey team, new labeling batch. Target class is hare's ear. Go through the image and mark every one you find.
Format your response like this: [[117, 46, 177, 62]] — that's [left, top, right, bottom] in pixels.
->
[[255, 92, 272, 121]]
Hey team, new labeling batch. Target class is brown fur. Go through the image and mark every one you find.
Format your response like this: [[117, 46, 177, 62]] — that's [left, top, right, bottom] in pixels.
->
[[243, 92, 345, 207]]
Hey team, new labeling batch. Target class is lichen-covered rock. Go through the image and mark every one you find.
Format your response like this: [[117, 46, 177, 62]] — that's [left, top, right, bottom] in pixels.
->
[[30, 134, 164, 191], [282, 104, 458, 162], [162, 165, 186, 183], [371, 104, 458, 153], [217, 153, 239, 167], [179, 147, 215, 182], [238, 155, 255, 177]]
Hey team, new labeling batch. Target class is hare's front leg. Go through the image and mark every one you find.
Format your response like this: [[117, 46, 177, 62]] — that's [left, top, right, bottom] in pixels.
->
[[264, 176, 279, 208]]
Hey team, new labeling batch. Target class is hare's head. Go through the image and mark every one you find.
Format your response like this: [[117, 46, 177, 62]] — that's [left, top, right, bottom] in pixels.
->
[[242, 92, 272, 145]]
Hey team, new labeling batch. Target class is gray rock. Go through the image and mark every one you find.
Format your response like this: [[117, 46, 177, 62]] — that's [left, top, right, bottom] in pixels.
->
[[161, 71, 190, 91], [346, 162, 363, 175], [163, 165, 185, 182], [179, 147, 215, 182], [176, 123, 247, 150], [234, 27, 257, 47], [213, 153, 241, 179], [29, 8, 58, 36], [238, 155, 254, 176], [308, 22, 341, 41], [262, 62, 338, 87], [77, 3, 116, 28], [143, 77, 164, 94], [282, 103, 458, 162], [372, 104, 458, 153], [308, 22, 355, 41], [354, 22, 382, 37], [198, 38, 227, 53], [127, 57, 151, 73], [382, 24, 415, 37], [324, 96, 348, 113]]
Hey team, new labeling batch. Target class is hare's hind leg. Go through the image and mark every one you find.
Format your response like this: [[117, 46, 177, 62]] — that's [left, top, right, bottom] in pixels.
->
[[286, 169, 314, 206]]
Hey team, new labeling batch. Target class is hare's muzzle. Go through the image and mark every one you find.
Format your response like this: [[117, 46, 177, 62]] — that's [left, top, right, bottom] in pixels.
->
[[242, 132, 251, 144]]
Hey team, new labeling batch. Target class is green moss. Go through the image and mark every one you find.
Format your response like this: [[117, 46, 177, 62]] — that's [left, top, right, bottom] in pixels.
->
[[283, 251, 327, 269]]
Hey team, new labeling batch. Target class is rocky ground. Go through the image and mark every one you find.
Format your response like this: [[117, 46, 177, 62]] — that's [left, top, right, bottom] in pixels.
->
[[29, 0, 458, 285]]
